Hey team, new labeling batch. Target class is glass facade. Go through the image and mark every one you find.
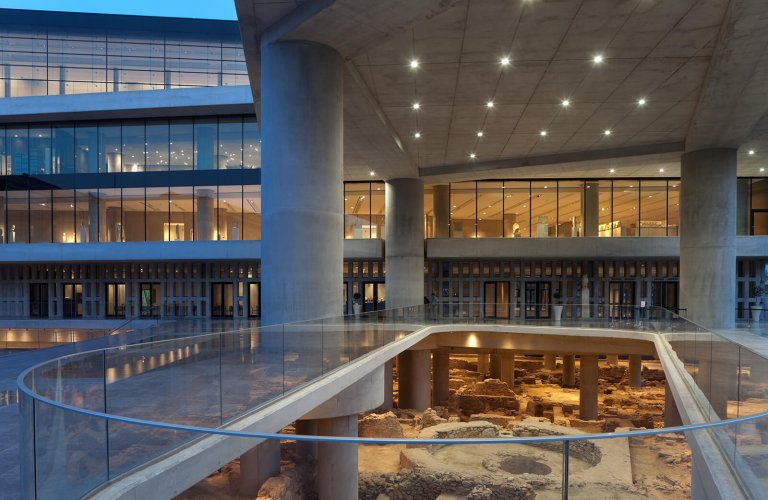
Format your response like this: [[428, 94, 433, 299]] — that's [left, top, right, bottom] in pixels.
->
[[0, 185, 260, 243], [0, 116, 260, 174], [344, 182, 385, 239], [0, 14, 247, 98]]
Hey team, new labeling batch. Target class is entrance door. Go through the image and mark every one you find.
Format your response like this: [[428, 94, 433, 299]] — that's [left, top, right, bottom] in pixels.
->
[[484, 281, 510, 319], [524, 282, 550, 319], [211, 283, 234, 317], [609, 282, 636, 319], [248, 283, 260, 318], [63, 284, 83, 318], [140, 283, 160, 318], [30, 284, 48, 318], [106, 283, 126, 317], [363, 282, 386, 312], [651, 281, 678, 317]]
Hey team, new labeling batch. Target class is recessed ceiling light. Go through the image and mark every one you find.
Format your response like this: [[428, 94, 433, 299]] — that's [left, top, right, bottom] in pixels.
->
[[604, 129, 612, 136], [593, 54, 604, 64], [761, 167, 765, 172], [500, 57, 510, 66], [748, 149, 755, 155], [486, 101, 495, 108], [609, 168, 615, 173], [369, 171, 375, 176], [412, 102, 420, 110], [414, 132, 421, 139], [477, 131, 484, 137], [540, 130, 547, 136], [561, 99, 570, 107], [638, 98, 647, 106], [409, 59, 419, 69], [659, 168, 665, 173], [470, 153, 477, 159]]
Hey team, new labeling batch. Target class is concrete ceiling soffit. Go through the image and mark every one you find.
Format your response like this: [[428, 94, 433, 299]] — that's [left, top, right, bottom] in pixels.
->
[[686, 0, 768, 151], [419, 141, 685, 179]]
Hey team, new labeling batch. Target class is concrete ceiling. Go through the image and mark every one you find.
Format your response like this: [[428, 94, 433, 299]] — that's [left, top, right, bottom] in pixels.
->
[[237, 0, 768, 181]]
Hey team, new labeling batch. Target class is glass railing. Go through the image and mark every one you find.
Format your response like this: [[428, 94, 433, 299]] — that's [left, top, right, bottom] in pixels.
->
[[16, 304, 768, 499]]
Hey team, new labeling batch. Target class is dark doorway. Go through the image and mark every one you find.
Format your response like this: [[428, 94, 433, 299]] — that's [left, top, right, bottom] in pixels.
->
[[106, 283, 126, 318], [248, 283, 260, 318], [609, 282, 636, 319], [30, 284, 48, 318], [140, 283, 160, 318], [484, 281, 511, 319], [363, 282, 385, 312], [651, 281, 678, 317], [63, 283, 83, 318], [212, 283, 234, 317], [524, 282, 550, 319]]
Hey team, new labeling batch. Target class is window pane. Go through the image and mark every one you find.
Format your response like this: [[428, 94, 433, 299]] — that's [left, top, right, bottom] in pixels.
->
[[75, 124, 98, 174], [146, 120, 169, 171], [218, 185, 242, 240], [558, 181, 583, 237], [503, 181, 530, 238], [640, 180, 667, 236], [450, 181, 476, 238], [218, 118, 242, 169], [243, 116, 260, 169], [243, 185, 261, 240], [668, 180, 680, 236], [597, 180, 613, 236], [169, 186, 192, 241], [121, 188, 143, 242], [169, 119, 193, 171], [145, 187, 168, 241], [194, 186, 217, 241], [52, 190, 75, 243], [75, 188, 98, 242], [122, 121, 145, 172], [0, 127, 6, 175], [612, 180, 639, 237], [8, 127, 29, 175], [193, 119, 216, 170], [29, 127, 51, 175], [52, 124, 75, 174], [344, 183, 371, 239], [531, 181, 556, 237], [7, 191, 28, 243], [477, 181, 502, 238], [98, 122, 121, 173], [371, 182, 385, 239], [29, 190, 52, 242]]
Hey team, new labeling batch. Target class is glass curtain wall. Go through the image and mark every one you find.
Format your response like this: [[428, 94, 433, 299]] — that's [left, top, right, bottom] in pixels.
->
[[344, 182, 385, 239], [0, 116, 260, 174]]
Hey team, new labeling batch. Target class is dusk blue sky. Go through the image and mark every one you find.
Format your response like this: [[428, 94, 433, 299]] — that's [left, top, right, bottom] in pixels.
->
[[0, 0, 237, 19]]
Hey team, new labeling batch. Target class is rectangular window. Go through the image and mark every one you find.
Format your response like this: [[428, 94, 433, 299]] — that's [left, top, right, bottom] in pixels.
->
[[121, 121, 145, 172], [243, 116, 261, 169], [531, 181, 556, 237], [52, 124, 75, 174], [7, 191, 29, 243], [504, 181, 530, 238], [218, 117, 242, 169], [52, 190, 75, 243], [611, 180, 639, 237], [169, 119, 193, 171], [639, 180, 667, 236], [29, 126, 51, 175], [193, 119, 217, 170], [75, 124, 98, 174], [243, 185, 261, 240], [450, 181, 476, 238], [194, 186, 217, 240], [146, 120, 169, 171], [8, 127, 29, 175], [477, 181, 502, 237], [145, 187, 169, 241], [218, 185, 242, 240], [345, 183, 372, 239], [558, 180, 583, 237], [29, 190, 52, 243], [98, 122, 121, 173]]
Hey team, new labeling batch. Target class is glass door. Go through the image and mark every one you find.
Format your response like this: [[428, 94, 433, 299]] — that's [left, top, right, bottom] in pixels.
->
[[609, 282, 636, 319], [248, 283, 260, 318], [106, 283, 126, 317], [363, 282, 386, 312], [651, 281, 678, 318], [140, 283, 160, 318], [483, 281, 510, 319], [524, 282, 550, 319], [63, 283, 83, 318], [29, 284, 48, 318], [211, 283, 234, 317]]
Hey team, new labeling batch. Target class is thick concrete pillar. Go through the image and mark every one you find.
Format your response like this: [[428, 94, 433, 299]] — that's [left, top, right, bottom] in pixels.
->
[[664, 383, 683, 427], [432, 184, 450, 238], [239, 439, 281, 497], [605, 354, 619, 366], [261, 41, 343, 325], [543, 354, 557, 370], [628, 354, 642, 388], [500, 351, 515, 387], [295, 419, 318, 462], [680, 149, 736, 329], [381, 360, 394, 409], [432, 350, 450, 406], [489, 352, 502, 379], [385, 178, 425, 309], [196, 189, 216, 241], [562, 354, 576, 388], [477, 353, 490, 374], [579, 355, 599, 420], [397, 350, 431, 410], [584, 181, 599, 237], [316, 415, 357, 500]]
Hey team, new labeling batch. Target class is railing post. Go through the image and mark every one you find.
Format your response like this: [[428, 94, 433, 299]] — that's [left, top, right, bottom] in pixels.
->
[[562, 440, 569, 500]]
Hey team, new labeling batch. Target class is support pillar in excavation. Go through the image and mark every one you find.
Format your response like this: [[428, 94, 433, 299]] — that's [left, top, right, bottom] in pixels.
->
[[398, 349, 431, 410], [500, 352, 515, 387], [433, 350, 450, 406], [562, 354, 576, 388], [629, 354, 642, 388], [317, 415, 358, 500], [544, 354, 557, 370], [579, 355, 599, 420], [239, 439, 281, 497]]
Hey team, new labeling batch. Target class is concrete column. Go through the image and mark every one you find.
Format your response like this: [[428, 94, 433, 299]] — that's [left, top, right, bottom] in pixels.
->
[[477, 353, 490, 374], [385, 178, 424, 309], [628, 354, 642, 388], [397, 349, 431, 410], [680, 149, 736, 329], [562, 354, 576, 388], [543, 354, 557, 370], [579, 355, 599, 420], [432, 184, 450, 238], [605, 354, 619, 366], [261, 41, 343, 325], [489, 352, 502, 379], [432, 350, 450, 406], [500, 351, 515, 387], [584, 181, 599, 237], [294, 419, 318, 463], [239, 439, 281, 497], [196, 189, 216, 241], [317, 415, 357, 500], [381, 360, 394, 409], [664, 383, 683, 427]]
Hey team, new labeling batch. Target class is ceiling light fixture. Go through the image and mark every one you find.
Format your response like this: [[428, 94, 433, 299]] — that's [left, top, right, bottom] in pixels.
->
[[477, 131, 484, 137], [409, 59, 419, 69], [412, 102, 420, 110], [593, 54, 604, 64], [500, 56, 510, 66], [561, 99, 570, 107], [486, 101, 495, 108], [470, 153, 477, 159], [760, 167, 765, 172], [369, 171, 375, 176], [414, 132, 421, 139], [540, 130, 547, 136], [609, 168, 615, 173], [659, 168, 665, 173], [604, 129, 612, 136], [638, 98, 647, 106], [749, 149, 755, 155]]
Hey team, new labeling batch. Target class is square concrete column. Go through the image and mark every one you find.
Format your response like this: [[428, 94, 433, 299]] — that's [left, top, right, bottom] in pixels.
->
[[317, 415, 358, 500], [432, 350, 450, 406], [562, 354, 576, 388], [543, 354, 557, 370], [397, 349, 431, 410], [628, 354, 642, 388], [579, 355, 599, 420], [500, 352, 515, 387], [489, 352, 502, 379], [239, 439, 281, 497]]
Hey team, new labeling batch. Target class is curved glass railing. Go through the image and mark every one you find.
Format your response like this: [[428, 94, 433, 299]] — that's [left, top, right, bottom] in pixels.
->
[[17, 304, 768, 499]]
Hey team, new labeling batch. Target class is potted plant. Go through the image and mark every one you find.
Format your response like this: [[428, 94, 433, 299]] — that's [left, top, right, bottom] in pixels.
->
[[752, 281, 766, 323], [352, 292, 363, 317], [552, 291, 564, 322]]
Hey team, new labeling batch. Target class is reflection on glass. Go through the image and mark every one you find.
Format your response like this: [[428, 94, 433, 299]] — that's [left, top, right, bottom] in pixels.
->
[[451, 182, 476, 238], [218, 118, 242, 169], [120, 188, 142, 242], [146, 187, 169, 241], [531, 181, 556, 237], [146, 120, 169, 171], [243, 117, 261, 169], [371, 182, 385, 238], [218, 185, 242, 240], [477, 181, 502, 238], [8, 127, 28, 175], [53, 190, 75, 243], [29, 127, 51, 175], [504, 181, 530, 238], [640, 180, 668, 236], [98, 122, 121, 173], [75, 124, 98, 174], [170, 120, 193, 171], [52, 124, 75, 174], [611, 180, 639, 237], [344, 183, 371, 239], [7, 191, 28, 243], [558, 181, 582, 237], [243, 185, 261, 240], [170, 187, 193, 241], [194, 119, 216, 170], [29, 190, 52, 243], [122, 121, 145, 173]]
